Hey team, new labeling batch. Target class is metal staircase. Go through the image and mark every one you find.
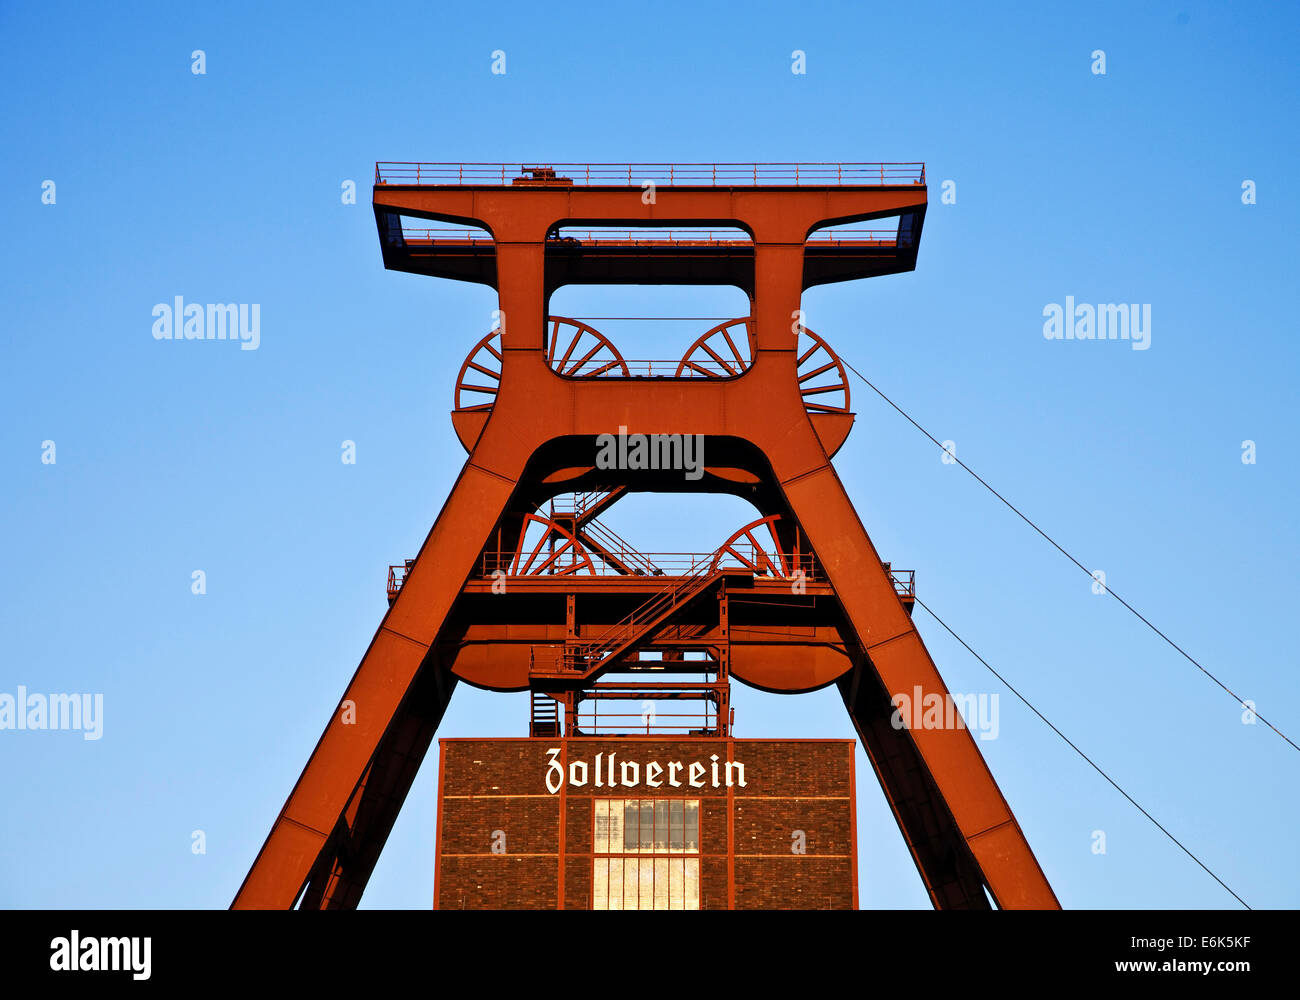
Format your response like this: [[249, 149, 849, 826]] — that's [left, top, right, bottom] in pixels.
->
[[529, 691, 560, 737], [548, 567, 727, 682]]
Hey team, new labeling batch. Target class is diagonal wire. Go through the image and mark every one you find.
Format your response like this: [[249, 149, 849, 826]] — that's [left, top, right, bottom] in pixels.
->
[[840, 356, 1298, 755], [913, 594, 1250, 909]]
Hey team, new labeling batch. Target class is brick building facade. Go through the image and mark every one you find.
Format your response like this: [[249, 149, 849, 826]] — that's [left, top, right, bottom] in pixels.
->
[[434, 737, 857, 909]]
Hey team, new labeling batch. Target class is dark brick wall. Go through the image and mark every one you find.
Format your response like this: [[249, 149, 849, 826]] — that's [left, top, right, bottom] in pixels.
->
[[436, 796, 559, 855], [564, 856, 590, 910], [435, 738, 855, 910], [565, 798, 592, 854], [734, 799, 854, 856], [735, 858, 855, 909], [701, 856, 729, 910], [436, 856, 557, 910]]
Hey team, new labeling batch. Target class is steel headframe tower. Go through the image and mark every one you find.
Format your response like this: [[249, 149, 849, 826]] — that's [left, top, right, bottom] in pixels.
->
[[233, 161, 1059, 910]]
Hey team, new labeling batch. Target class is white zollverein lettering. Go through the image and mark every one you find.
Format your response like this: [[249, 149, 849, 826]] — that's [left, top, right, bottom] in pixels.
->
[[544, 748, 746, 794]]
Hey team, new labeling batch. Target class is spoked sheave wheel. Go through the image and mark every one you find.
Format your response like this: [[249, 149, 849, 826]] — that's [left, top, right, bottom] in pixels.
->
[[546, 316, 630, 377], [455, 318, 630, 411], [675, 317, 850, 414], [509, 514, 597, 576], [795, 326, 850, 413], [674, 318, 755, 377], [454, 329, 504, 411], [709, 515, 804, 579]]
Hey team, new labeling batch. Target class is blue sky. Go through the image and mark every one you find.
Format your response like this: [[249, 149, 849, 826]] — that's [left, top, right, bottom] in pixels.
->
[[1, 0, 1296, 909]]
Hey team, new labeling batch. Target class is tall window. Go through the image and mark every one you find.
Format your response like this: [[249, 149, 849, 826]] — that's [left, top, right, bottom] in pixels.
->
[[592, 798, 700, 910]]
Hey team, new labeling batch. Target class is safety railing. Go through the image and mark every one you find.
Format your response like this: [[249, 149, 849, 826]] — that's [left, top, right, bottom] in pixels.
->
[[549, 490, 610, 522], [387, 559, 415, 602], [559, 358, 729, 378], [550, 229, 749, 244], [476, 547, 817, 579], [376, 162, 926, 187], [805, 228, 900, 244], [401, 228, 494, 243], [573, 705, 721, 737], [399, 551, 893, 593], [399, 226, 900, 246]]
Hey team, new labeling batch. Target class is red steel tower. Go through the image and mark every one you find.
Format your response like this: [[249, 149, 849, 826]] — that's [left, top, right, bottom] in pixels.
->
[[233, 161, 1059, 910]]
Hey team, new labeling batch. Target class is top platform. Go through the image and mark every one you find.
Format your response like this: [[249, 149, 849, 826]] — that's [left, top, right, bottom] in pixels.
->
[[374, 161, 927, 187], [372, 161, 928, 291]]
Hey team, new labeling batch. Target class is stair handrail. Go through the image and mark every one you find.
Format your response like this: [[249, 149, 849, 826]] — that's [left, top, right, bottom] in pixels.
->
[[578, 517, 662, 575], [564, 565, 721, 674]]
